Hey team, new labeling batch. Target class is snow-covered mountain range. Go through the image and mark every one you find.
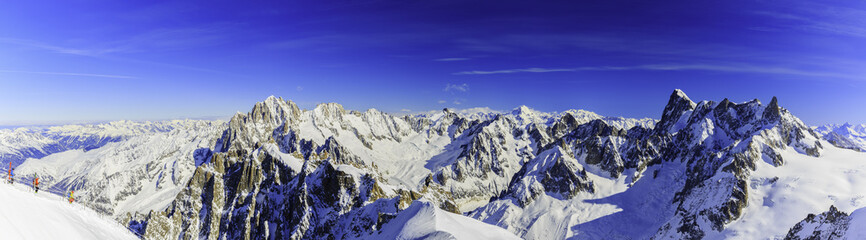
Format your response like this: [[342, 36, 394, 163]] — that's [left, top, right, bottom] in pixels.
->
[[814, 123, 866, 152], [13, 120, 225, 218], [1, 120, 215, 169], [4, 90, 865, 239]]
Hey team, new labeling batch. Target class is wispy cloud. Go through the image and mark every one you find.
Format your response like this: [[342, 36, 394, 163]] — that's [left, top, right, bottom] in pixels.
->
[[0, 38, 104, 57], [437, 100, 447, 104], [444, 83, 469, 92], [454, 64, 862, 80], [753, 11, 810, 21], [0, 70, 136, 79], [265, 33, 434, 52], [100, 24, 237, 54], [752, 5, 866, 39], [451, 34, 745, 59], [0, 24, 237, 56], [635, 64, 857, 79], [434, 57, 470, 61], [0, 24, 237, 75], [455, 67, 583, 75]]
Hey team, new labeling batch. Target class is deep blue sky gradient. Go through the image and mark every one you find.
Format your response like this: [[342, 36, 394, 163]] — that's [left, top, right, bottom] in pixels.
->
[[1, 0, 865, 125]]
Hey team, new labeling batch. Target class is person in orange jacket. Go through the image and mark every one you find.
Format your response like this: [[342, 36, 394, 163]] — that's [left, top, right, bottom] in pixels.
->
[[33, 175, 39, 193], [68, 191, 74, 203]]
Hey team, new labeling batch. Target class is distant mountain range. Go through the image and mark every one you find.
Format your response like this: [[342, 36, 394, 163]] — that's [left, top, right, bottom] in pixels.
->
[[814, 123, 866, 152], [1, 90, 864, 239]]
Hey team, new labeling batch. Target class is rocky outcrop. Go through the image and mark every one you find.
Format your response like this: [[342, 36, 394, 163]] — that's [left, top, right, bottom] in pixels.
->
[[656, 89, 697, 134], [498, 147, 594, 207], [785, 206, 850, 240]]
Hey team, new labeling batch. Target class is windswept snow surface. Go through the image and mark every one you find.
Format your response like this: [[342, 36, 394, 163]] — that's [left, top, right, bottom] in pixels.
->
[[0, 182, 138, 240], [368, 201, 521, 240]]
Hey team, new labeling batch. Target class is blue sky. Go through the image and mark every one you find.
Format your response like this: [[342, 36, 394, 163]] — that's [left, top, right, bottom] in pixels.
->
[[1, 0, 865, 126]]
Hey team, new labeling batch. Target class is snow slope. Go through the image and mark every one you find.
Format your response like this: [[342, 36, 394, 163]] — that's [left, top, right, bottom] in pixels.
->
[[848, 207, 866, 239], [0, 182, 138, 240], [368, 200, 521, 240]]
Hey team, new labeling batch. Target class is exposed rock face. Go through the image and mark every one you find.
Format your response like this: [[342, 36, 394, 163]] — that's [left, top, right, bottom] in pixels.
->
[[499, 147, 594, 207], [785, 206, 850, 240], [656, 89, 697, 134]]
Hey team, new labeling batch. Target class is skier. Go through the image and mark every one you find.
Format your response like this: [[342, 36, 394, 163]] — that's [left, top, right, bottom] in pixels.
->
[[33, 175, 39, 193], [68, 191, 74, 203], [8, 167, 13, 184]]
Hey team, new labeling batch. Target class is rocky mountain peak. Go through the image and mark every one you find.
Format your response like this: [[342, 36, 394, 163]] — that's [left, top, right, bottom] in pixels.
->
[[511, 105, 543, 125], [762, 96, 782, 121], [714, 98, 733, 112], [785, 205, 852, 240], [656, 89, 697, 133], [313, 102, 347, 119]]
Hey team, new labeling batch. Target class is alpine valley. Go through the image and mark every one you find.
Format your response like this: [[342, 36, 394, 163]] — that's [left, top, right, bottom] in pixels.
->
[[3, 90, 865, 240]]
